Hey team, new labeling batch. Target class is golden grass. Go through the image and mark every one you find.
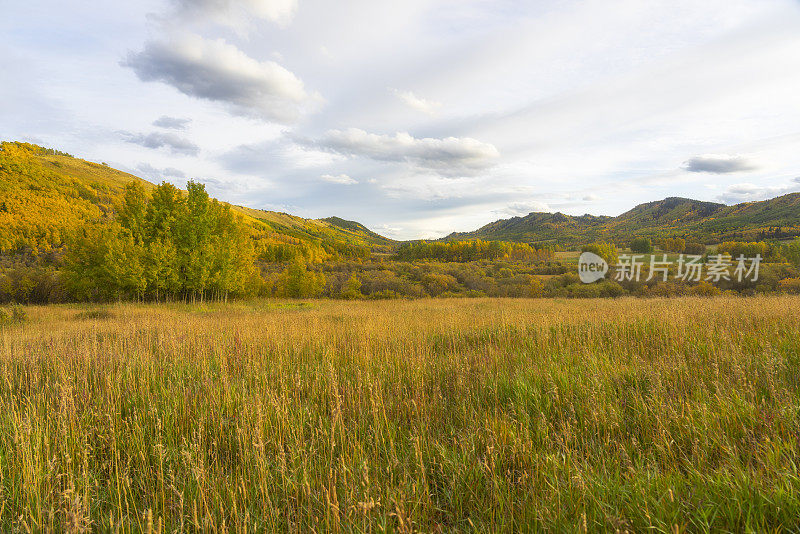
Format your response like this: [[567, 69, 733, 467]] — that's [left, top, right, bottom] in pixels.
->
[[1, 296, 799, 532]]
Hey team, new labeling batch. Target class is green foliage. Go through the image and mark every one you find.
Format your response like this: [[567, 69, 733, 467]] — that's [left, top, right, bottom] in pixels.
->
[[275, 259, 326, 298], [581, 242, 619, 265], [0, 260, 63, 304], [339, 274, 363, 300], [780, 239, 800, 267], [65, 181, 256, 301], [718, 241, 770, 259], [629, 237, 653, 253], [397, 239, 553, 262]]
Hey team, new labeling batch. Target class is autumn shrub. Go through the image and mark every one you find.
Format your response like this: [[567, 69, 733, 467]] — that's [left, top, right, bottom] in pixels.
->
[[690, 281, 722, 296], [778, 277, 800, 294]]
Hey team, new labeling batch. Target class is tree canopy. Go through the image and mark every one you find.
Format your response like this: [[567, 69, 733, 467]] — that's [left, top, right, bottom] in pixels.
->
[[65, 181, 256, 302]]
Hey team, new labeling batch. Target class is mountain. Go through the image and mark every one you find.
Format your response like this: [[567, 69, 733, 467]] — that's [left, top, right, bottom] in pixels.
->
[[4, 140, 799, 256], [447, 212, 613, 245], [322, 217, 394, 246], [0, 141, 393, 258], [447, 195, 800, 246]]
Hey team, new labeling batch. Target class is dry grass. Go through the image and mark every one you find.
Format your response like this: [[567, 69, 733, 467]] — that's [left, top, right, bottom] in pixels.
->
[[1, 296, 799, 532]]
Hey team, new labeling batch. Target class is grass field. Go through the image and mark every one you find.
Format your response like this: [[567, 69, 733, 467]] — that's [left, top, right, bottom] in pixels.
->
[[1, 297, 799, 532]]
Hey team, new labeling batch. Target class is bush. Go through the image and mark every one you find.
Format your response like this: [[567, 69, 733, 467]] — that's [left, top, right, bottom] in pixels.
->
[[597, 281, 625, 297], [778, 277, 800, 294], [780, 239, 800, 267], [630, 238, 653, 253], [718, 241, 770, 259], [690, 281, 721, 297], [339, 275, 364, 300]]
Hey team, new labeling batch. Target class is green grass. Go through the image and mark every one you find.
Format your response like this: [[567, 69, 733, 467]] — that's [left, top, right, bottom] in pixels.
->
[[1, 297, 799, 531]]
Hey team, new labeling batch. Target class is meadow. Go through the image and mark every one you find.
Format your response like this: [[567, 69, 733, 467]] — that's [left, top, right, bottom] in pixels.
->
[[1, 296, 799, 532]]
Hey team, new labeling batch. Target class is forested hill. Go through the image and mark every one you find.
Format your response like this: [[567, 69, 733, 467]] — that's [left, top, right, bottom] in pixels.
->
[[0, 141, 393, 259], [4, 140, 800, 258], [447, 195, 800, 246]]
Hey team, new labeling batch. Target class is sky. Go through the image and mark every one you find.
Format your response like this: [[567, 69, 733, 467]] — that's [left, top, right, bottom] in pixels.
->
[[3, 0, 800, 239]]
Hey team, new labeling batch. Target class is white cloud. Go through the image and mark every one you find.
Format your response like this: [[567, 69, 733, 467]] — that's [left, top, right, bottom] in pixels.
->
[[683, 154, 757, 174], [6, 0, 800, 239], [374, 224, 405, 239], [379, 174, 483, 200], [391, 89, 442, 116], [134, 162, 187, 181], [321, 173, 357, 185], [308, 128, 499, 176], [123, 33, 316, 123], [220, 138, 343, 175], [153, 116, 192, 130], [717, 181, 800, 203], [494, 201, 551, 217], [171, 0, 297, 28], [120, 131, 200, 156]]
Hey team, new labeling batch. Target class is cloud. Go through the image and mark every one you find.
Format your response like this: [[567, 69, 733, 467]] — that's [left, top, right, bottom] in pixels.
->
[[305, 128, 499, 176], [717, 182, 800, 204], [219, 138, 343, 175], [171, 0, 297, 28], [134, 162, 187, 182], [375, 224, 404, 239], [494, 200, 551, 217], [682, 154, 757, 174], [392, 89, 442, 116], [582, 194, 599, 201], [321, 173, 357, 185], [152, 116, 192, 130], [122, 33, 315, 123], [120, 131, 200, 156]]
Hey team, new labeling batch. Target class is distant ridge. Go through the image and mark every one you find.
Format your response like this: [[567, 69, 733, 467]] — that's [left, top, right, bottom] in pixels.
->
[[446, 194, 800, 246], [3, 140, 800, 251]]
